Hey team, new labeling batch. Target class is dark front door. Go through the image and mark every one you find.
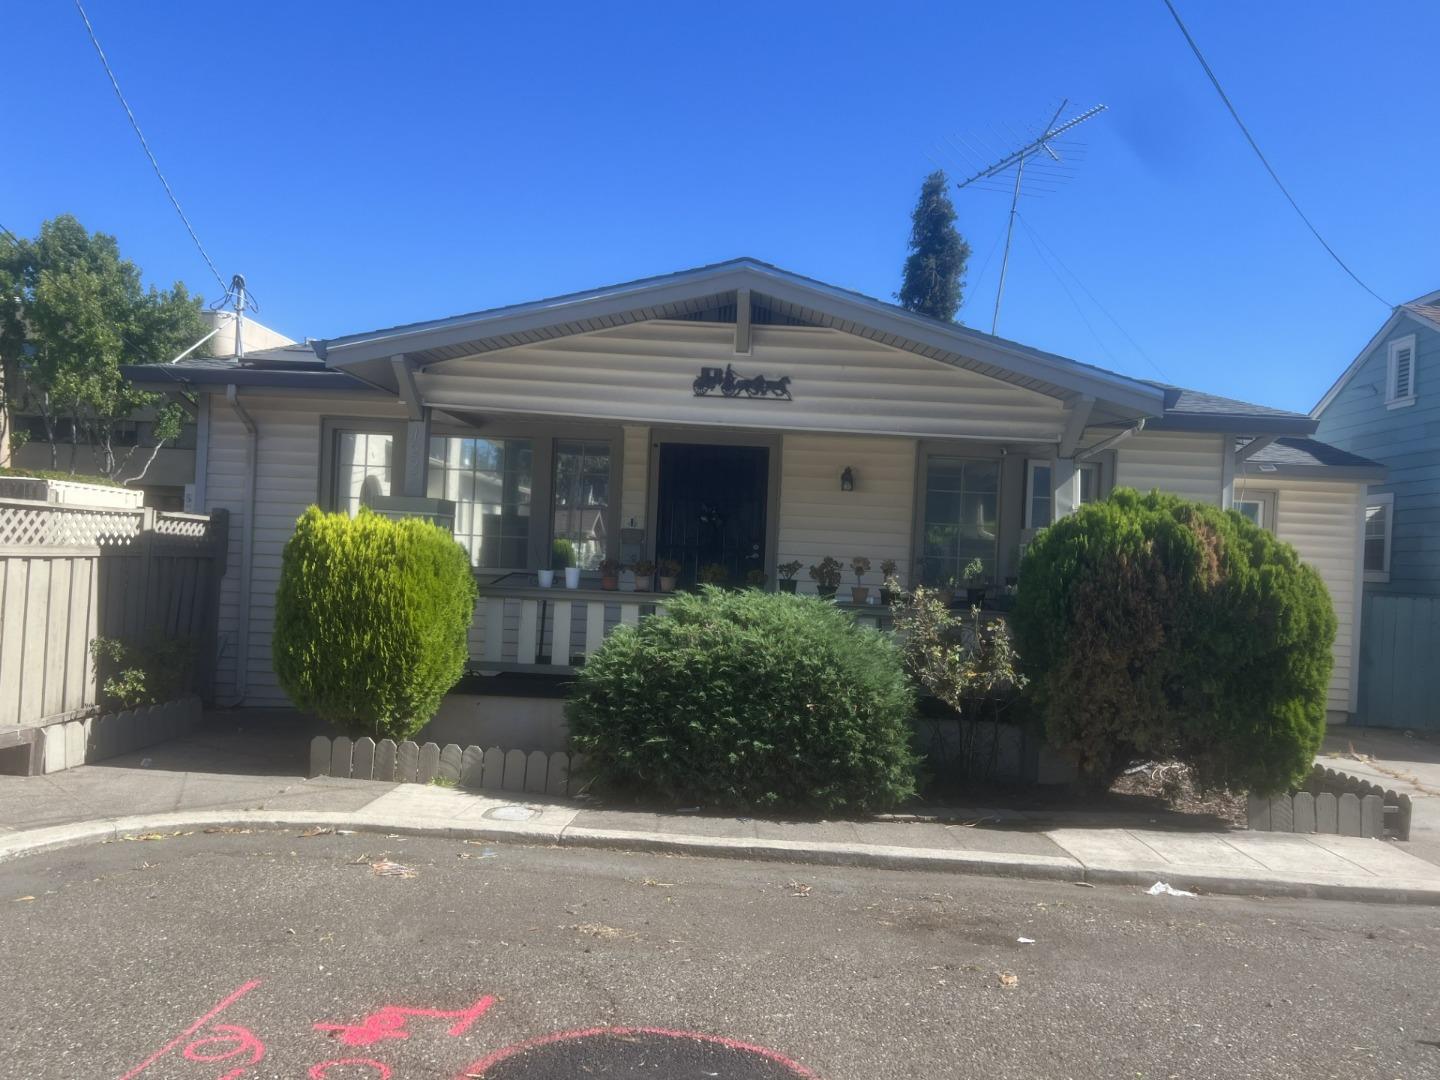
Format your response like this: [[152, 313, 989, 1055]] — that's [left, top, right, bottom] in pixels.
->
[[655, 442, 768, 588]]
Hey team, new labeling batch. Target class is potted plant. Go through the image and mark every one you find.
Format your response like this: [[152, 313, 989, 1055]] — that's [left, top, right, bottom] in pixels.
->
[[777, 560, 803, 594], [699, 562, 728, 588], [963, 557, 987, 607], [657, 558, 682, 593], [809, 556, 842, 600], [879, 559, 900, 604], [552, 539, 579, 589], [632, 559, 657, 592], [599, 558, 623, 591], [849, 556, 872, 605], [746, 568, 768, 590]]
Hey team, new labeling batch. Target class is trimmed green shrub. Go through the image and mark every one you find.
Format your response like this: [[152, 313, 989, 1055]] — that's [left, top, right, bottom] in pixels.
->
[[1011, 488, 1336, 795], [567, 587, 918, 813], [273, 507, 477, 739]]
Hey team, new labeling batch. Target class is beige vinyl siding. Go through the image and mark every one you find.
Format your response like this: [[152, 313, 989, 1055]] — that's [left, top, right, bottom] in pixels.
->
[[422, 321, 1069, 443], [777, 434, 915, 594], [620, 424, 649, 529], [205, 388, 405, 706], [1235, 476, 1364, 716], [1115, 431, 1225, 504]]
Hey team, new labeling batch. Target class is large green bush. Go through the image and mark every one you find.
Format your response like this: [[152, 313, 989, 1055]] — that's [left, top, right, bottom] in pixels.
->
[[273, 507, 477, 739], [567, 587, 918, 814], [1011, 489, 1336, 795]]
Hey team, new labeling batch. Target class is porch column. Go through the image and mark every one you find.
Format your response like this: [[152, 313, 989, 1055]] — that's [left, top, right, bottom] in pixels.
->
[[402, 409, 432, 497], [1051, 456, 1081, 519]]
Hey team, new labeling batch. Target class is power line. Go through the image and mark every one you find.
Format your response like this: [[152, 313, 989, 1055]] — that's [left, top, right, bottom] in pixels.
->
[[1160, 0, 1390, 309], [72, 0, 228, 295]]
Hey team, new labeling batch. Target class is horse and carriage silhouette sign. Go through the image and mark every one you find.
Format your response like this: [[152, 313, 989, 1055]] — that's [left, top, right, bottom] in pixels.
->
[[692, 364, 792, 401]]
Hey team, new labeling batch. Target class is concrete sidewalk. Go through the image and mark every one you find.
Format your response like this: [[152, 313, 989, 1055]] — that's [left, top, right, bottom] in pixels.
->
[[4, 746, 1440, 903]]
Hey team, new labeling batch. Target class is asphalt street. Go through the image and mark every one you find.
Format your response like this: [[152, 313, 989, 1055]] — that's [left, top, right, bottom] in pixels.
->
[[1, 830, 1437, 1079]]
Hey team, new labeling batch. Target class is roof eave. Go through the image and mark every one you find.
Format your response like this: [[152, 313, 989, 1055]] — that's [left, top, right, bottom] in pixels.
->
[[1144, 414, 1318, 436], [1243, 463, 1386, 482], [120, 365, 381, 392]]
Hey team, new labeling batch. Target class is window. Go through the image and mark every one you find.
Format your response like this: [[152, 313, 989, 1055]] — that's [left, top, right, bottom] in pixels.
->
[[428, 436, 533, 569], [1233, 491, 1276, 532], [1025, 459, 1101, 529], [333, 430, 394, 516], [921, 456, 999, 585], [551, 440, 611, 569], [1364, 492, 1393, 581], [1387, 335, 1417, 407]]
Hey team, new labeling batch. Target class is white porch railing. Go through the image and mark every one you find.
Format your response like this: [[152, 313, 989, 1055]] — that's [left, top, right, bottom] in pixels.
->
[[471, 584, 668, 674]]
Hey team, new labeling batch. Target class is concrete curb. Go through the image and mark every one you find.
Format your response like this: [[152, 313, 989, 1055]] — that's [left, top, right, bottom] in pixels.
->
[[2, 809, 1438, 906]]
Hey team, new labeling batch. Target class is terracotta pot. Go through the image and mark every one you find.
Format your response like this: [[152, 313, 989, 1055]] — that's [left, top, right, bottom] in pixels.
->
[[850, 586, 870, 605], [658, 576, 678, 593], [634, 574, 654, 592], [601, 575, 619, 591], [778, 579, 798, 594]]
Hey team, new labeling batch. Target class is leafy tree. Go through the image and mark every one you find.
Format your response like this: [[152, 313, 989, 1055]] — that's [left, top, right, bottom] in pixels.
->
[[1011, 489, 1337, 795], [0, 216, 205, 481], [898, 171, 971, 322]]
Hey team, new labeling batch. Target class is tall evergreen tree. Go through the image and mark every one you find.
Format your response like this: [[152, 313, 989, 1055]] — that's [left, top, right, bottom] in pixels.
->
[[898, 171, 970, 322]]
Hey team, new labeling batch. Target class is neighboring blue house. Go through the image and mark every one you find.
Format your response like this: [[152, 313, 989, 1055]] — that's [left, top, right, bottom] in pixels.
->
[[1313, 289, 1440, 730]]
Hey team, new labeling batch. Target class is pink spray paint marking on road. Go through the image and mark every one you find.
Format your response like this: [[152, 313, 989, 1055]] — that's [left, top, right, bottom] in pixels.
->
[[313, 993, 497, 1046], [117, 979, 263, 1080]]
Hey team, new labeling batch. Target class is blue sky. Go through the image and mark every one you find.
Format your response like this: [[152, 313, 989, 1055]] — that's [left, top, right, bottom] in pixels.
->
[[6, 1, 1437, 413]]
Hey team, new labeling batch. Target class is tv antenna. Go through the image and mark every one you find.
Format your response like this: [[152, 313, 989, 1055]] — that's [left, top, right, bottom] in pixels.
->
[[952, 100, 1107, 334]]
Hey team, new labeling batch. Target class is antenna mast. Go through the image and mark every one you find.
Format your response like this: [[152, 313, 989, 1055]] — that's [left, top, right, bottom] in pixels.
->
[[954, 101, 1107, 334]]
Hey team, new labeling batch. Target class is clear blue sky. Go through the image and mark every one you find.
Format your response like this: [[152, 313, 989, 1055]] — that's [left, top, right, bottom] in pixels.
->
[[6, 1, 1437, 413]]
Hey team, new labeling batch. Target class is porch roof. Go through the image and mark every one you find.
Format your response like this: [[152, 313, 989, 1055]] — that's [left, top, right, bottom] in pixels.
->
[[313, 258, 1167, 420]]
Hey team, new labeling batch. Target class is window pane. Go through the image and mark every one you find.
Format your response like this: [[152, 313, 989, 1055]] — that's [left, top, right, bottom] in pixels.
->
[[1364, 504, 1388, 573], [1079, 464, 1099, 505], [922, 456, 1000, 585], [1236, 500, 1262, 528], [1029, 464, 1052, 528], [335, 431, 393, 517], [428, 435, 533, 568], [552, 439, 611, 570]]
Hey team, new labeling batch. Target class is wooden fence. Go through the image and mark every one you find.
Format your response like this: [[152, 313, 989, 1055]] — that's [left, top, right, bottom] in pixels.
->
[[0, 498, 228, 728], [1248, 764, 1412, 840], [309, 735, 585, 797], [1358, 593, 1440, 732]]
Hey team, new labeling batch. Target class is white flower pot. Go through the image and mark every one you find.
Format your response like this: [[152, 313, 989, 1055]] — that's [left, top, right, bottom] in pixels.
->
[[537, 569, 555, 588], [564, 567, 581, 589]]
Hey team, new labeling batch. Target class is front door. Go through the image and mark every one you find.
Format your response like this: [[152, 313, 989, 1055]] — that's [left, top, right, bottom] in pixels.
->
[[654, 443, 768, 588]]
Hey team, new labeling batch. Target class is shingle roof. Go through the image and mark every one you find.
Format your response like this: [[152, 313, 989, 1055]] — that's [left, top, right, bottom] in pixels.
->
[[1146, 382, 1309, 420], [1241, 436, 1385, 477]]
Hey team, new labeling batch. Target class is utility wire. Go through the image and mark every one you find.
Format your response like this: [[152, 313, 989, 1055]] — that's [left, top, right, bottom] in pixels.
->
[[1160, 0, 1390, 309], [72, 0, 228, 295]]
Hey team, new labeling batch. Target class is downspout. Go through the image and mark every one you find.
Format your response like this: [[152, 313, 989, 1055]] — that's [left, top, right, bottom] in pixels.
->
[[224, 384, 257, 706]]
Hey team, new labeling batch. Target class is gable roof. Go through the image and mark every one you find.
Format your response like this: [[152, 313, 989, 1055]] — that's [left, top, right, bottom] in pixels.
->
[[1312, 291, 1440, 417], [1239, 436, 1385, 480], [315, 257, 1166, 420]]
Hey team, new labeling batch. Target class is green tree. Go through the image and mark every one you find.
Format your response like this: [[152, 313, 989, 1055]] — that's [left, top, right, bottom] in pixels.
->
[[898, 171, 971, 322], [0, 216, 205, 480]]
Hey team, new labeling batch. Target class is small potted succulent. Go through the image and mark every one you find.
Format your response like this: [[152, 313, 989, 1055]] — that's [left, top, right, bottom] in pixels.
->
[[746, 568, 768, 590], [963, 557, 987, 607], [632, 559, 657, 592], [849, 556, 872, 605], [599, 558, 623, 591], [552, 538, 578, 589], [777, 560, 803, 594], [699, 562, 728, 588], [879, 559, 900, 604], [657, 558, 682, 593], [809, 556, 842, 600]]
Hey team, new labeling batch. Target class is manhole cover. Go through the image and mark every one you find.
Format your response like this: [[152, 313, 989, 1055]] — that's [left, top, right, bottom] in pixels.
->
[[483, 804, 539, 822], [459, 1027, 818, 1078]]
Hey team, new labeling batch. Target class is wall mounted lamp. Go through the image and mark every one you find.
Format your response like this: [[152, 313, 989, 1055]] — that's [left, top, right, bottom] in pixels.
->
[[840, 467, 855, 492]]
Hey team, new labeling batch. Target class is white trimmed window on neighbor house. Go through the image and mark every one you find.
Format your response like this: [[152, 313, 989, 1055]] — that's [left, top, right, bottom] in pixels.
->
[[1364, 491, 1393, 582], [1386, 334, 1417, 408]]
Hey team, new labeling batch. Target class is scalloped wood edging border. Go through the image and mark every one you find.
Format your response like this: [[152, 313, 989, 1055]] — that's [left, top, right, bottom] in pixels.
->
[[1248, 764, 1412, 840], [308, 735, 586, 798]]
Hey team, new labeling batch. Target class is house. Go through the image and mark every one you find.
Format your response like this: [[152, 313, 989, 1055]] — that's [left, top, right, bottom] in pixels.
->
[[4, 311, 294, 510], [1312, 289, 1440, 730], [125, 258, 1383, 750]]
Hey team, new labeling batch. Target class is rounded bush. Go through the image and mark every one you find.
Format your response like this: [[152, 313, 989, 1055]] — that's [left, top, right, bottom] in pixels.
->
[[1011, 488, 1336, 794], [567, 587, 918, 813], [274, 507, 477, 740]]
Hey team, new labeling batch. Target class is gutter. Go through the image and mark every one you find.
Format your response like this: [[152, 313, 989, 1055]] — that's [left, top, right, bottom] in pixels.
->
[[224, 385, 257, 706]]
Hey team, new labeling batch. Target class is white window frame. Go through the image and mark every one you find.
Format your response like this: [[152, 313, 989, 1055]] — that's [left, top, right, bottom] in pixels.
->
[[1233, 490, 1277, 533], [1386, 334, 1417, 408], [1025, 458, 1102, 529], [1364, 491, 1394, 583]]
